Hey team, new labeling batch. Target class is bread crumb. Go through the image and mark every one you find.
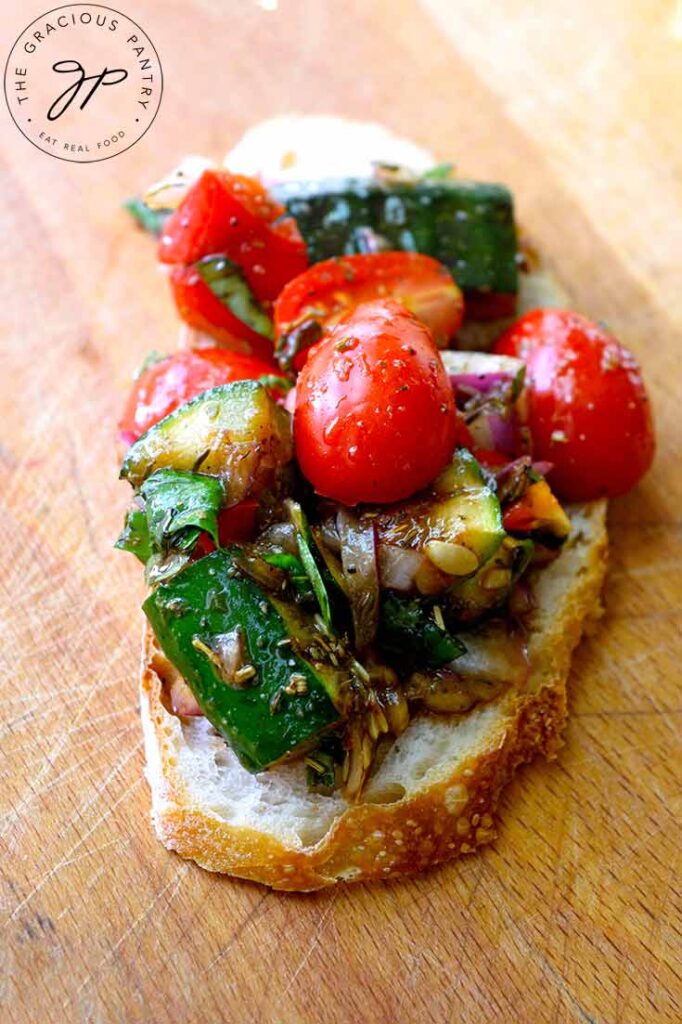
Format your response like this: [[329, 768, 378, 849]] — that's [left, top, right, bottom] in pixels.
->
[[444, 784, 468, 815]]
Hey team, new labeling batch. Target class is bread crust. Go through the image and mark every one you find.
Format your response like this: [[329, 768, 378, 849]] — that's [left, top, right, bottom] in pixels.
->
[[139, 501, 608, 890]]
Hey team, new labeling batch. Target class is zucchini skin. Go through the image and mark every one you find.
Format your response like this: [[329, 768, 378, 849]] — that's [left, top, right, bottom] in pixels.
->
[[272, 178, 519, 304], [144, 550, 341, 771], [120, 380, 292, 495], [374, 449, 506, 571]]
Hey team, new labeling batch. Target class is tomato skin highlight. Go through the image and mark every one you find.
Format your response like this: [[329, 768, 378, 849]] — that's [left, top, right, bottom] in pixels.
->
[[294, 299, 457, 505], [157, 170, 308, 304], [119, 348, 280, 443], [275, 253, 464, 369], [168, 264, 275, 360], [495, 309, 655, 501]]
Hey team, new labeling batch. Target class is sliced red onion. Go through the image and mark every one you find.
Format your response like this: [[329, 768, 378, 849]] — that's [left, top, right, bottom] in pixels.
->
[[210, 628, 247, 683], [318, 515, 341, 554], [442, 351, 528, 458], [466, 409, 519, 456], [440, 350, 525, 387], [449, 371, 514, 396], [337, 508, 380, 650], [494, 457, 534, 504], [378, 544, 425, 592], [258, 521, 298, 554], [169, 676, 203, 717]]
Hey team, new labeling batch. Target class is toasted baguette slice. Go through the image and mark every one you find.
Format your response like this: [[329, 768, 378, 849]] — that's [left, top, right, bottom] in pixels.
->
[[140, 498, 607, 890]]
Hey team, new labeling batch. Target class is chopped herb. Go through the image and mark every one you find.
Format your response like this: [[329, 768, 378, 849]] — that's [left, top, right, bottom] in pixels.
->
[[124, 197, 170, 236], [275, 318, 323, 371], [378, 594, 465, 669], [305, 733, 343, 793], [115, 469, 224, 584], [115, 506, 152, 564], [334, 337, 355, 352], [258, 373, 293, 394], [196, 256, 274, 339], [285, 500, 333, 631], [262, 551, 314, 602], [421, 162, 455, 181], [141, 469, 224, 551]]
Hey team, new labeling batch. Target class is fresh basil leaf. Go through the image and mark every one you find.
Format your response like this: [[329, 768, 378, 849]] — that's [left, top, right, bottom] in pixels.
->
[[258, 374, 293, 393], [378, 594, 465, 669], [305, 733, 343, 794], [115, 505, 153, 564], [421, 162, 455, 181], [262, 551, 314, 602], [305, 749, 338, 793], [124, 197, 171, 236], [285, 499, 333, 631], [141, 469, 224, 552], [196, 256, 274, 339]]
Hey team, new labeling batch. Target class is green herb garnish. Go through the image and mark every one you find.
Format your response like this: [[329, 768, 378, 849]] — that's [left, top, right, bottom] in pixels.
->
[[377, 594, 465, 669], [196, 256, 274, 339]]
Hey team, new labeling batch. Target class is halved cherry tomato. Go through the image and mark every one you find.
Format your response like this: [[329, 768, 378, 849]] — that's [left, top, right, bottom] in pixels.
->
[[275, 253, 464, 370], [193, 500, 260, 556], [294, 299, 457, 505], [158, 170, 308, 304], [169, 265, 275, 360], [495, 309, 655, 501], [119, 348, 280, 444]]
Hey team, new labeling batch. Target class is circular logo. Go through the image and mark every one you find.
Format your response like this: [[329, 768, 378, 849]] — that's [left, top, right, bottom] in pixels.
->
[[3, 4, 162, 163]]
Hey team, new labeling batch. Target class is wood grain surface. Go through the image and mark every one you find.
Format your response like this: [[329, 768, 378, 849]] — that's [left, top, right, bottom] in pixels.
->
[[1, 1, 680, 1021]]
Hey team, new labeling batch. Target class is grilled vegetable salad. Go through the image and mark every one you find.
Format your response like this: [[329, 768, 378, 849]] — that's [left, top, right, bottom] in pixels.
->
[[118, 155, 654, 798]]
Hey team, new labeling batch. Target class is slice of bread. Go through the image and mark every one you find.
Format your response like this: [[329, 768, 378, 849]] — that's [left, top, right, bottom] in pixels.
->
[[140, 499, 607, 890]]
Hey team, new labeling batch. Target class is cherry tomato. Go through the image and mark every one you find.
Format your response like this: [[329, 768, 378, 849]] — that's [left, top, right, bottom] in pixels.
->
[[294, 299, 457, 504], [495, 309, 655, 500], [119, 348, 280, 444], [193, 500, 259, 557], [274, 253, 464, 370], [157, 170, 308, 304], [169, 264, 275, 360]]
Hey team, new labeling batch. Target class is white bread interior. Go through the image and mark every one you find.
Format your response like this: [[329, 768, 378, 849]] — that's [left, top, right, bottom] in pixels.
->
[[141, 497, 607, 890]]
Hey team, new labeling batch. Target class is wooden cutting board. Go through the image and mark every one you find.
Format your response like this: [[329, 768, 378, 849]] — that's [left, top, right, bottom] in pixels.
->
[[1, 1, 680, 1021]]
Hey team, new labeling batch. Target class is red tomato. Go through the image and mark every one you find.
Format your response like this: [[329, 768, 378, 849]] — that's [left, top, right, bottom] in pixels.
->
[[193, 500, 260, 556], [119, 348, 280, 443], [495, 309, 655, 500], [274, 253, 464, 369], [294, 299, 457, 504], [157, 170, 308, 303], [473, 447, 509, 469], [169, 264, 275, 360]]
